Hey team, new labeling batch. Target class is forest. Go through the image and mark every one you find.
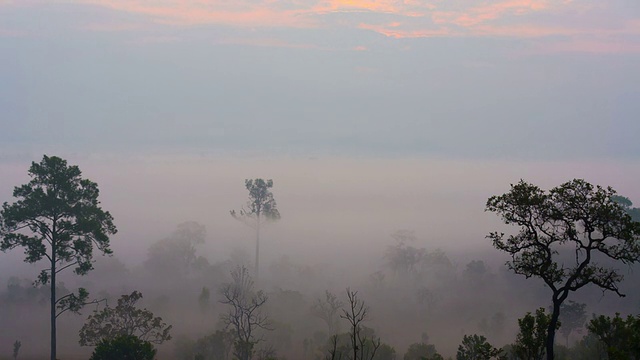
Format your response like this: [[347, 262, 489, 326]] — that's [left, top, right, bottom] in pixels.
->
[[1, 155, 640, 360]]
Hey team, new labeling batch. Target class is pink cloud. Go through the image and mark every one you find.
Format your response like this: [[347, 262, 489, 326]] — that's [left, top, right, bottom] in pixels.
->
[[3, 0, 635, 51], [359, 22, 451, 38]]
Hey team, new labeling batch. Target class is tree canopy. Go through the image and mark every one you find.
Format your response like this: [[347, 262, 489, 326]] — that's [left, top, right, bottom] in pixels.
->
[[486, 179, 640, 360], [0, 155, 117, 360]]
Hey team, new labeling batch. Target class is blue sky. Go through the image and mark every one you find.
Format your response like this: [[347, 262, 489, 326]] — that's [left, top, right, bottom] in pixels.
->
[[1, 0, 639, 160]]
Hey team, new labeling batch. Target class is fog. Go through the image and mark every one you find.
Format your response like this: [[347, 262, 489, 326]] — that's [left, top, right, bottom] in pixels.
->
[[1, 154, 639, 359]]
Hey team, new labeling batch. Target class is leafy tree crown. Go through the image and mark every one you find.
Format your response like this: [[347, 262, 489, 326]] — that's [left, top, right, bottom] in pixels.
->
[[0, 155, 117, 283]]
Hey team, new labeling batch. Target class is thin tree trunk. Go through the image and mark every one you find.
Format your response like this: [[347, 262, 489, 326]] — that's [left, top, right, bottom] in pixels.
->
[[255, 214, 260, 280], [50, 252, 56, 360]]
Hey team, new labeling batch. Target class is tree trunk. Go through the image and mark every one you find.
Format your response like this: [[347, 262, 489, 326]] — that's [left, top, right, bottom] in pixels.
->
[[255, 214, 260, 280], [546, 300, 561, 360], [50, 253, 56, 360]]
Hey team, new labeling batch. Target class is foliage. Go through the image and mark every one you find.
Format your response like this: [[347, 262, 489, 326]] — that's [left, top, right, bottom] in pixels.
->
[[456, 334, 503, 360], [145, 221, 207, 278], [89, 334, 156, 360], [174, 330, 235, 360], [385, 230, 424, 279], [220, 266, 270, 360], [79, 291, 172, 346], [612, 195, 640, 222], [486, 179, 640, 360], [0, 155, 117, 360], [567, 333, 606, 360], [512, 308, 557, 360], [403, 342, 443, 360], [312, 290, 344, 334], [587, 312, 640, 359], [557, 301, 586, 347], [231, 179, 281, 223]]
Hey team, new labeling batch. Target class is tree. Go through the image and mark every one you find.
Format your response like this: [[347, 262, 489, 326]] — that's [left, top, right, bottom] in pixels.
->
[[513, 308, 556, 360], [12, 340, 21, 360], [486, 179, 640, 360], [456, 334, 503, 360], [89, 334, 156, 360], [145, 221, 206, 279], [340, 289, 381, 360], [557, 301, 586, 347], [220, 265, 271, 360], [311, 290, 344, 334], [79, 291, 172, 346], [230, 179, 281, 279], [612, 195, 640, 222], [403, 342, 443, 360], [0, 155, 117, 360], [587, 312, 640, 359]]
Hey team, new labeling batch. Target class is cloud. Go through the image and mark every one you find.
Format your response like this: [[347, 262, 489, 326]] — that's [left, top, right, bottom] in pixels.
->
[[2, 0, 638, 53]]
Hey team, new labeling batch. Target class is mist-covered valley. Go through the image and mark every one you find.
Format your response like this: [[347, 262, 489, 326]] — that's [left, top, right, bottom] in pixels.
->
[[1, 155, 639, 359]]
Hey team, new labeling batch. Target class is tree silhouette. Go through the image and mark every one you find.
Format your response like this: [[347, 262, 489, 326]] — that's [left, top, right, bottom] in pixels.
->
[[486, 179, 640, 360], [230, 179, 280, 279], [0, 155, 117, 360]]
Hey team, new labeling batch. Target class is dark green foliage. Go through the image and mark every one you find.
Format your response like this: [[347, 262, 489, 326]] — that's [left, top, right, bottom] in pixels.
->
[[79, 291, 172, 346], [89, 334, 156, 360], [456, 334, 503, 360], [587, 313, 640, 359], [0, 155, 117, 360], [567, 333, 606, 360], [486, 179, 640, 360], [513, 308, 557, 360], [403, 342, 443, 360], [612, 195, 640, 222]]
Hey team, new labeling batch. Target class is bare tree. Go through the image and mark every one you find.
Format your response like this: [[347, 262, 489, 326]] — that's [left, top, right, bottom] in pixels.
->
[[220, 266, 271, 360], [340, 289, 380, 360]]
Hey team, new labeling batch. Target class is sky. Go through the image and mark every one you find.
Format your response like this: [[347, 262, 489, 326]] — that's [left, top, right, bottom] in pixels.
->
[[1, 0, 639, 160]]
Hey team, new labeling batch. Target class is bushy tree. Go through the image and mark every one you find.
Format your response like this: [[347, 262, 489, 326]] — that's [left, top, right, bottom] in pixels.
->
[[513, 308, 556, 360], [0, 155, 117, 360], [145, 221, 207, 279], [486, 179, 640, 360], [79, 291, 172, 346], [312, 290, 344, 334], [557, 301, 586, 347], [456, 334, 503, 360], [403, 342, 443, 360], [587, 312, 640, 359], [89, 334, 156, 360]]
